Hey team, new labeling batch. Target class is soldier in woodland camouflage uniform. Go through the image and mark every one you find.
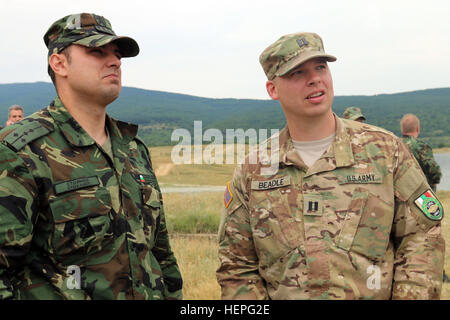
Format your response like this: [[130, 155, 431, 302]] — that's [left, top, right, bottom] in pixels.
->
[[400, 114, 442, 192], [342, 106, 366, 123], [216, 32, 445, 299], [0, 13, 182, 299]]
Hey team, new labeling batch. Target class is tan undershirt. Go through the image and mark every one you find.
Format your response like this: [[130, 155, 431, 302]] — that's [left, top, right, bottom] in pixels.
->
[[292, 133, 336, 167]]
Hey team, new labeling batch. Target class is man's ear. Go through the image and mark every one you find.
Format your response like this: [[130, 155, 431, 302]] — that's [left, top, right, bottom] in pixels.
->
[[265, 80, 279, 100], [48, 53, 68, 78]]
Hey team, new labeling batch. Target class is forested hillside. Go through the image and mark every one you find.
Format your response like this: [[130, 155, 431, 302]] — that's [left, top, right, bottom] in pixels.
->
[[1, 82, 449, 147]]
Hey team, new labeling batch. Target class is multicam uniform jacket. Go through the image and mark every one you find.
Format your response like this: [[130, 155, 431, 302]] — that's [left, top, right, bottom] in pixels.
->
[[402, 135, 442, 192], [0, 97, 182, 299], [217, 116, 444, 300]]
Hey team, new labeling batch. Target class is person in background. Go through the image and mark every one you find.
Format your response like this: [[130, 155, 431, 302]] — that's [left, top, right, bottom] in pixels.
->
[[342, 106, 365, 123], [401, 113, 442, 192], [5, 105, 24, 126]]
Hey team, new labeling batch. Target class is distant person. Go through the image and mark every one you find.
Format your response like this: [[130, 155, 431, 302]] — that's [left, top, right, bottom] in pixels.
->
[[401, 114, 442, 192], [5, 104, 24, 126], [0, 13, 182, 300], [342, 106, 366, 122]]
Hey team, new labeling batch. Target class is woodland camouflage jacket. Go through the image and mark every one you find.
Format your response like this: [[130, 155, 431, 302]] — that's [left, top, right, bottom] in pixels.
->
[[0, 97, 182, 300]]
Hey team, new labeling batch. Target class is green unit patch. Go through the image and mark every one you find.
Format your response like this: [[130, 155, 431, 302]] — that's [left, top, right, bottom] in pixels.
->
[[54, 176, 100, 195], [414, 190, 444, 221]]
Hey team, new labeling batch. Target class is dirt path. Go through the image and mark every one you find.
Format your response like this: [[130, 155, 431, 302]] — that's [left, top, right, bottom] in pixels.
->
[[155, 163, 175, 176]]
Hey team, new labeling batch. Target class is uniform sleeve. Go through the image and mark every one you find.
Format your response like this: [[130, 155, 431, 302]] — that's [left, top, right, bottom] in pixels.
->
[[420, 143, 442, 187], [142, 146, 183, 300], [152, 202, 183, 300], [216, 166, 269, 300], [0, 143, 39, 299], [391, 141, 445, 300]]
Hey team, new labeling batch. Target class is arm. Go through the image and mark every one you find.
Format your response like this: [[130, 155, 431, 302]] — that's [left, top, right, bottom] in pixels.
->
[[216, 166, 269, 300], [0, 144, 39, 299], [141, 144, 182, 300], [420, 143, 442, 187], [152, 202, 183, 300], [391, 141, 444, 300]]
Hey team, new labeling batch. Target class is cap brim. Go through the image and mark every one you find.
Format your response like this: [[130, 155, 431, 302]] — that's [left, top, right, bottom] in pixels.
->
[[277, 51, 336, 77], [72, 34, 139, 58]]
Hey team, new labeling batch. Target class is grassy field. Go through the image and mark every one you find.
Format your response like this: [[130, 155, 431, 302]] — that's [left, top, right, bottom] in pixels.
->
[[163, 192, 223, 234]]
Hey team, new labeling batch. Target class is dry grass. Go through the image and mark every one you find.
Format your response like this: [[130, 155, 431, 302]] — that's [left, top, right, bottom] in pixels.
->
[[170, 234, 221, 300], [435, 148, 450, 154], [163, 192, 223, 233], [149, 144, 252, 186]]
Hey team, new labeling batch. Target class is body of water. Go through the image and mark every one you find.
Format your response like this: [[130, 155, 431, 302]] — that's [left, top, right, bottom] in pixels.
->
[[435, 153, 450, 191]]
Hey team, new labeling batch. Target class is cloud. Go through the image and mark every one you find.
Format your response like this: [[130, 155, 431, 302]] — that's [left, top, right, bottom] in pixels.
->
[[1, 0, 449, 98]]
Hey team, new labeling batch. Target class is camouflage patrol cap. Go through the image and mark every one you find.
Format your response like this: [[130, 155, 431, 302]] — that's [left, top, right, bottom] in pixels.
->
[[259, 32, 336, 80], [44, 13, 139, 59], [342, 106, 366, 121]]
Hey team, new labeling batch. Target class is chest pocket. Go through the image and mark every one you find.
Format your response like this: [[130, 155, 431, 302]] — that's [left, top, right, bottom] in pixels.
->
[[249, 188, 303, 267], [335, 187, 394, 261], [140, 185, 161, 249], [49, 184, 114, 264]]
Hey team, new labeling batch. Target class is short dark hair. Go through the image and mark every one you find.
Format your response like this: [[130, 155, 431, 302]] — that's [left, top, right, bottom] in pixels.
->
[[47, 46, 72, 87]]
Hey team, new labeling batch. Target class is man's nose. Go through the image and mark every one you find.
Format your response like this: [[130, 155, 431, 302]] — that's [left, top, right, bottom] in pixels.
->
[[307, 71, 321, 86], [106, 52, 122, 68]]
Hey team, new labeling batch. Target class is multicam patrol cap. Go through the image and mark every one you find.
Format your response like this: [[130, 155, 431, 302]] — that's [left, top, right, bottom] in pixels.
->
[[342, 106, 366, 121], [259, 32, 336, 80], [44, 13, 139, 59]]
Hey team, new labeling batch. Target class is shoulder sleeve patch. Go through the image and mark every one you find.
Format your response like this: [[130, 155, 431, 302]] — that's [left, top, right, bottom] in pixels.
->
[[3, 120, 52, 151], [414, 189, 444, 221], [224, 182, 233, 208]]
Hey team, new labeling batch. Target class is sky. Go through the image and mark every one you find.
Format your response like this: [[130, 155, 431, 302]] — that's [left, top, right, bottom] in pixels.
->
[[1, 0, 450, 99]]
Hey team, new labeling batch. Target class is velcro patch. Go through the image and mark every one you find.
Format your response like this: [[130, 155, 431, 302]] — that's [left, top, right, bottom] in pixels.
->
[[54, 176, 100, 195], [224, 182, 233, 208], [251, 176, 291, 190], [414, 190, 444, 221], [337, 173, 382, 185]]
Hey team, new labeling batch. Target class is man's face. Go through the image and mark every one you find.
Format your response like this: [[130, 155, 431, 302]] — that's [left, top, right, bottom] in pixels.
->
[[8, 110, 24, 123], [266, 57, 334, 121], [62, 42, 122, 106]]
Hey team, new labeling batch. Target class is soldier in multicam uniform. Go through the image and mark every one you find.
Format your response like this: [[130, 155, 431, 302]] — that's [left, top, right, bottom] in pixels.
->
[[400, 114, 442, 192], [342, 106, 366, 123], [0, 13, 182, 299], [216, 32, 445, 300]]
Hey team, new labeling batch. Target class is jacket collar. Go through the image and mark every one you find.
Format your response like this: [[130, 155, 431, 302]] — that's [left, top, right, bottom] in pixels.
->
[[277, 113, 355, 170], [48, 96, 138, 147]]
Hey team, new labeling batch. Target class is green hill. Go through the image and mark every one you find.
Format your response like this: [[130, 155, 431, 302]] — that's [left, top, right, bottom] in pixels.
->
[[0, 82, 449, 147]]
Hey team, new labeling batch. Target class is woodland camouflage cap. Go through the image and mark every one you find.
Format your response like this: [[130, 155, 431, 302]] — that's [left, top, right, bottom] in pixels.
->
[[259, 32, 336, 80], [342, 106, 366, 121], [44, 13, 139, 59]]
